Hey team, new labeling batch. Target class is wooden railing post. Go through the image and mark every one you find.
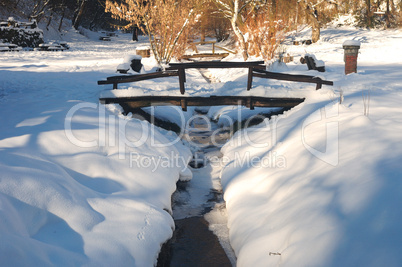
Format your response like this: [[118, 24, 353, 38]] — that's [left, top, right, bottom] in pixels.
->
[[247, 67, 253, 91], [178, 68, 186, 94], [249, 97, 254, 110], [181, 99, 187, 111]]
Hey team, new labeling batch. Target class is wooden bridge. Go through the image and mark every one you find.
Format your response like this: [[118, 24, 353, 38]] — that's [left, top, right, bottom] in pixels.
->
[[182, 41, 236, 60], [98, 60, 333, 112]]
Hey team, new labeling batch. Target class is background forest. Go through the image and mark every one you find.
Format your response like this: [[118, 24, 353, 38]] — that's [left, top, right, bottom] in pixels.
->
[[1, 0, 401, 63]]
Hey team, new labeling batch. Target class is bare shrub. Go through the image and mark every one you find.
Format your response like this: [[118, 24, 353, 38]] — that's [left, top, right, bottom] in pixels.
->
[[242, 8, 289, 61], [106, 0, 200, 65]]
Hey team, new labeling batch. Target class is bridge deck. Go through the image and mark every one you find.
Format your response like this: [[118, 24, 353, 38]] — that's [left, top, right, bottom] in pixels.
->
[[99, 95, 305, 112]]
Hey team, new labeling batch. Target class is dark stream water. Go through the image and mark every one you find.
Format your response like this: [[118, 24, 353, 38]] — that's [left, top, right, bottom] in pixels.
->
[[157, 112, 235, 267]]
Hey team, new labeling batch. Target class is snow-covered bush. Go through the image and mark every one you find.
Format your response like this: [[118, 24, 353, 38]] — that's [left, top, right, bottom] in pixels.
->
[[0, 22, 43, 47]]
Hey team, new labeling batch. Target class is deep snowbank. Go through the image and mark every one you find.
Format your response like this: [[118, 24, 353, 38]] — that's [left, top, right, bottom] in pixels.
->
[[219, 27, 402, 266], [0, 31, 191, 266]]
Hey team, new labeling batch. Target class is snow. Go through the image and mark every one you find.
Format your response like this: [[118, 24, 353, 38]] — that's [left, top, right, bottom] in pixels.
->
[[0, 30, 191, 266], [126, 54, 143, 60], [218, 28, 402, 267], [1, 20, 402, 267], [343, 40, 361, 47]]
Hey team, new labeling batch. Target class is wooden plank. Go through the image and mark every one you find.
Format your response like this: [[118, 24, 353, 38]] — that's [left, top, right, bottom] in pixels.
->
[[178, 68, 186, 95], [169, 61, 265, 69], [181, 53, 229, 60], [213, 45, 236, 54], [247, 67, 253, 91], [98, 71, 179, 85], [252, 68, 334, 87], [99, 96, 305, 110], [181, 98, 187, 111], [192, 41, 216, 45]]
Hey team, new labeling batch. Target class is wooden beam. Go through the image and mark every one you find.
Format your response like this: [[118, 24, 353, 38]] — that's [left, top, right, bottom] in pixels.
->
[[252, 68, 333, 88], [99, 96, 305, 110], [213, 45, 236, 54], [181, 53, 229, 60], [178, 68, 186, 95], [98, 71, 179, 86], [181, 98, 187, 111], [247, 67, 253, 91], [249, 97, 254, 110], [169, 61, 265, 69]]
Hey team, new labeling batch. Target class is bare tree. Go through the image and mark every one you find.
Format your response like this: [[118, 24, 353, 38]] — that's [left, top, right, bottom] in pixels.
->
[[30, 0, 52, 22], [212, 0, 295, 61], [298, 0, 338, 43], [106, 0, 201, 64], [212, 0, 253, 60], [73, 0, 87, 30]]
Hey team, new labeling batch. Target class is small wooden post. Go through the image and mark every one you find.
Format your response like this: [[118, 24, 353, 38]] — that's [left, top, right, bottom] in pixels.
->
[[247, 67, 253, 91], [249, 97, 254, 110], [212, 43, 215, 54], [316, 83, 322, 90], [178, 68, 186, 94], [181, 98, 187, 111], [113, 82, 118, 89]]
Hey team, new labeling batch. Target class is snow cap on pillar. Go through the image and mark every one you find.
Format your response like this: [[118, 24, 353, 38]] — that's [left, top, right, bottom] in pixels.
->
[[343, 40, 361, 56]]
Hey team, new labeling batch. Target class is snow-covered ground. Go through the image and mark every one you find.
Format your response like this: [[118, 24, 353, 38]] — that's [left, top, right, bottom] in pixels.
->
[[1, 20, 402, 266], [0, 29, 192, 266], [219, 28, 402, 266]]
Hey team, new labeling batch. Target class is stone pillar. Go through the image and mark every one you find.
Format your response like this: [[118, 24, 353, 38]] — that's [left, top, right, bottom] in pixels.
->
[[343, 40, 361, 75]]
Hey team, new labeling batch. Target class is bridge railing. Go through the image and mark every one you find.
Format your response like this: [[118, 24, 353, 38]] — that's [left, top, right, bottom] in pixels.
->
[[97, 60, 333, 93]]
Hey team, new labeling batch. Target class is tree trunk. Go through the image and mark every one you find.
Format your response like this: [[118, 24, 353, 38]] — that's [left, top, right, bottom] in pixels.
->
[[366, 0, 372, 27], [386, 0, 391, 28], [58, 6, 65, 31], [201, 24, 205, 43], [132, 27, 138, 42], [73, 0, 87, 30], [232, 0, 248, 61], [271, 0, 277, 18], [299, 1, 321, 43], [46, 11, 53, 30], [311, 18, 320, 43]]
